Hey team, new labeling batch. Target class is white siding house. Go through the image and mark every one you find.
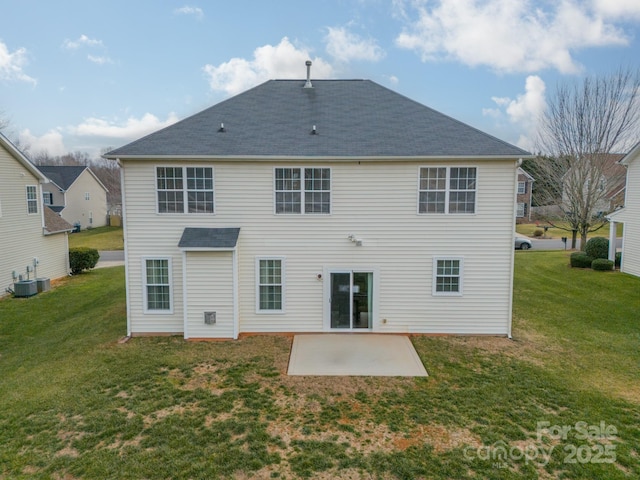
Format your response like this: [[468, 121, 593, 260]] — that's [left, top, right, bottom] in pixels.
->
[[38, 165, 109, 230], [0, 133, 72, 295], [105, 76, 531, 339], [607, 142, 640, 277]]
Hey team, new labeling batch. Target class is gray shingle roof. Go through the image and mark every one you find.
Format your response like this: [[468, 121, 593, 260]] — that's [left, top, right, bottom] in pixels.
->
[[178, 228, 240, 249], [105, 80, 530, 159], [43, 206, 73, 235], [38, 165, 87, 190]]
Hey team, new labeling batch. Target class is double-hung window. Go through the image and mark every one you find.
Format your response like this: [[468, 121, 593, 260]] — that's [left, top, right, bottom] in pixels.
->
[[517, 181, 526, 194], [256, 258, 284, 313], [144, 258, 172, 312], [275, 167, 330, 214], [156, 166, 214, 214], [433, 257, 463, 296], [419, 167, 476, 214], [26, 185, 38, 214]]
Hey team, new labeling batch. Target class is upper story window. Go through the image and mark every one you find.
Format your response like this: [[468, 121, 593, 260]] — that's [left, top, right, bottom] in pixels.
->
[[517, 181, 526, 194], [84, 192, 91, 201], [156, 166, 214, 214], [275, 167, 330, 214], [43, 191, 53, 205], [26, 185, 38, 214], [419, 167, 476, 214]]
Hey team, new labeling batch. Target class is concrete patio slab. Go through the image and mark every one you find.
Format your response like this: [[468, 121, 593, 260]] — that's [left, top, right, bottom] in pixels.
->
[[287, 334, 428, 376]]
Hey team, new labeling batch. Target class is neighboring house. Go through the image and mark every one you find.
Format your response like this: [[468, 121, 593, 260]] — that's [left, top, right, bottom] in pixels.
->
[[562, 154, 626, 217], [0, 133, 72, 295], [38, 165, 109, 230], [104, 73, 531, 340], [515, 167, 534, 223], [607, 142, 640, 278]]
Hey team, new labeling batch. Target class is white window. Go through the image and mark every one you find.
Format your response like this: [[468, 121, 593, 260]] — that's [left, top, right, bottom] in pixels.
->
[[433, 257, 463, 296], [26, 185, 38, 214], [143, 258, 173, 313], [256, 257, 285, 313], [419, 167, 476, 214], [156, 166, 214, 214], [43, 191, 53, 205], [84, 192, 90, 200], [516, 202, 525, 217], [275, 167, 330, 214], [517, 181, 526, 194]]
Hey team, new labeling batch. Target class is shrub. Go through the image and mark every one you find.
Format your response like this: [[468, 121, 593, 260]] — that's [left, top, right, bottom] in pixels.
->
[[533, 229, 544, 237], [592, 258, 614, 271], [570, 252, 594, 268], [69, 247, 100, 274], [615, 252, 622, 268], [584, 236, 609, 259]]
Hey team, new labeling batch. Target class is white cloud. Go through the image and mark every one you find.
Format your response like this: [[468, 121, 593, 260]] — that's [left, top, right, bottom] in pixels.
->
[[394, 0, 631, 74], [174, 5, 204, 19], [593, 0, 640, 19], [484, 75, 547, 151], [0, 41, 36, 84], [62, 34, 104, 50], [203, 37, 334, 95], [19, 129, 67, 156], [87, 54, 113, 65], [324, 26, 385, 62], [69, 113, 180, 140]]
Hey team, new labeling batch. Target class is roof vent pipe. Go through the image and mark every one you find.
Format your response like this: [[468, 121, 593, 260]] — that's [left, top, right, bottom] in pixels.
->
[[304, 60, 313, 88]]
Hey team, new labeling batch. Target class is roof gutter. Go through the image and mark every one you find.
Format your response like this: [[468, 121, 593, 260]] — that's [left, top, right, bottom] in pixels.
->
[[105, 154, 533, 162]]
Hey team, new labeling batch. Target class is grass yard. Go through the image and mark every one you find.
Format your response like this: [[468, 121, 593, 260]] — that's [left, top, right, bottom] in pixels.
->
[[68, 226, 124, 250], [1, 253, 638, 479], [516, 222, 623, 239]]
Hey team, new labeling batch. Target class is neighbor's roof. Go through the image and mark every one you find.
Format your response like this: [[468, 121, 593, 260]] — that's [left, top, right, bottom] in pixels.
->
[[38, 165, 87, 190], [178, 227, 241, 250], [43, 206, 73, 235], [105, 79, 530, 159], [38, 165, 109, 192]]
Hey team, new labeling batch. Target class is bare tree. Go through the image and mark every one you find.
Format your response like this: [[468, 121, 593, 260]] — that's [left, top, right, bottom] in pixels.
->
[[534, 67, 640, 249]]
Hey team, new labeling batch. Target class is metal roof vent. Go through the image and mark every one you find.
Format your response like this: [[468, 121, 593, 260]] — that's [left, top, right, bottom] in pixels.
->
[[304, 60, 313, 88]]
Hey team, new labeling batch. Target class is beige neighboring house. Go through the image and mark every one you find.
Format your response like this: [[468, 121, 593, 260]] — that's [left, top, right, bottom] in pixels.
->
[[607, 141, 640, 278], [38, 165, 109, 230], [515, 167, 534, 223], [105, 73, 531, 340], [0, 133, 72, 295]]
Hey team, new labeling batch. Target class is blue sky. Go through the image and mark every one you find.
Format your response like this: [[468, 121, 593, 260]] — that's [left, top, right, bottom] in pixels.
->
[[2, 0, 640, 158]]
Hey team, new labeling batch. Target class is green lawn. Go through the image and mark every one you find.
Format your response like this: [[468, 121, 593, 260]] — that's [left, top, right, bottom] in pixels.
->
[[1, 255, 638, 479], [68, 226, 124, 250], [516, 222, 623, 239]]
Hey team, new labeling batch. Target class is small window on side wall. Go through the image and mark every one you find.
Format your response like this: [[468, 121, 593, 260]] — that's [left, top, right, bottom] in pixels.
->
[[144, 258, 172, 313], [26, 185, 38, 214], [256, 257, 285, 313], [433, 257, 463, 296]]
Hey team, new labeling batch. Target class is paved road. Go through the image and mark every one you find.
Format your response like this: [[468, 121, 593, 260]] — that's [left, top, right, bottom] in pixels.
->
[[96, 250, 125, 268], [528, 238, 622, 251]]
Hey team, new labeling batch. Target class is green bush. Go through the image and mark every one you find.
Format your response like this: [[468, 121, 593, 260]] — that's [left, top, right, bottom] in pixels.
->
[[584, 236, 609, 259], [592, 258, 614, 271], [533, 229, 544, 237], [615, 252, 622, 268], [69, 247, 100, 274], [570, 252, 594, 268]]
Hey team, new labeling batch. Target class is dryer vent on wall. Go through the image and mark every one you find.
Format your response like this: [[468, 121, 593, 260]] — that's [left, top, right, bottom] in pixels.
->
[[204, 312, 216, 325]]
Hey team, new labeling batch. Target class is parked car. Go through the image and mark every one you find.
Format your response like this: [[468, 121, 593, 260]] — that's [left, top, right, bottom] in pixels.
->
[[515, 237, 532, 250]]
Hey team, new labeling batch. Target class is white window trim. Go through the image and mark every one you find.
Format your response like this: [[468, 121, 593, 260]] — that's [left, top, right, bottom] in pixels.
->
[[255, 256, 286, 314], [26, 185, 38, 215], [273, 167, 332, 215], [516, 202, 525, 217], [84, 192, 91, 201], [155, 165, 215, 215], [417, 166, 477, 215], [432, 257, 464, 297], [142, 257, 174, 314], [517, 181, 526, 194]]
